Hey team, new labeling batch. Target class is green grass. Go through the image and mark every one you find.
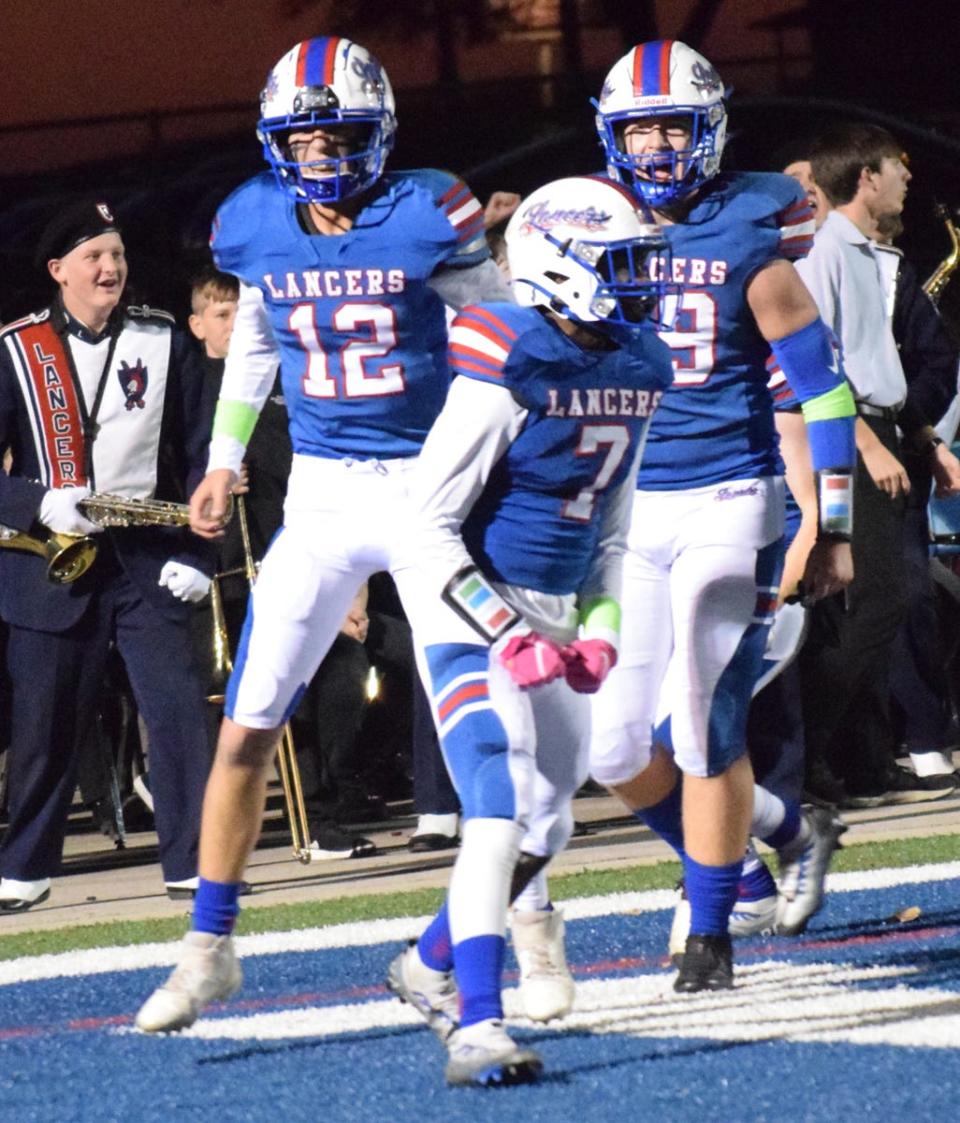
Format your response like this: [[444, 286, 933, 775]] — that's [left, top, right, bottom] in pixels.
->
[[0, 832, 956, 963]]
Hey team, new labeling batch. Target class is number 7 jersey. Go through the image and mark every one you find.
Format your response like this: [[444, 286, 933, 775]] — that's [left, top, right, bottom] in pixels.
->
[[211, 168, 488, 460], [638, 171, 815, 489]]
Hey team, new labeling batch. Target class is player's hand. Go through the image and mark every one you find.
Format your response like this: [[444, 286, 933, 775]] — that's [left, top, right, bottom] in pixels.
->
[[341, 606, 369, 643], [799, 538, 853, 604], [158, 560, 211, 603], [232, 462, 250, 496], [39, 486, 102, 536], [189, 469, 237, 539], [483, 191, 521, 230], [561, 638, 618, 694], [860, 442, 909, 498], [931, 442, 960, 497], [498, 631, 567, 689]]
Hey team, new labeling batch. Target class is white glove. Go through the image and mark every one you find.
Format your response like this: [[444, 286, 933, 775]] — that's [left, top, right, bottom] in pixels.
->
[[158, 560, 211, 603], [38, 487, 102, 535]]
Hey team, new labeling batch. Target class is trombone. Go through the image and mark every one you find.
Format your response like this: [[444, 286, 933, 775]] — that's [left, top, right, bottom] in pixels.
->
[[208, 494, 314, 863]]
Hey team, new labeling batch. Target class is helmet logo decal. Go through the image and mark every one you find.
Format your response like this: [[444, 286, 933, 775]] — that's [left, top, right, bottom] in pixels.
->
[[262, 70, 279, 106], [520, 202, 612, 234], [690, 60, 722, 96], [351, 56, 385, 99]]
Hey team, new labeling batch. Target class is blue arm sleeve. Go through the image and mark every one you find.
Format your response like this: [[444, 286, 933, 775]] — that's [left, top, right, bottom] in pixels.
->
[[770, 318, 856, 471]]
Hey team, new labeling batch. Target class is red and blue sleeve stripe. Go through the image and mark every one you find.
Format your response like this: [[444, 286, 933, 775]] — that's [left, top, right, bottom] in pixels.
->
[[437, 181, 486, 246], [777, 197, 815, 260], [448, 306, 518, 381]]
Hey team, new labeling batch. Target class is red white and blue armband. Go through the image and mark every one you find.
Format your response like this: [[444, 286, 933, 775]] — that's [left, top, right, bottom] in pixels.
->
[[442, 565, 521, 643], [770, 318, 856, 540], [816, 471, 853, 541]]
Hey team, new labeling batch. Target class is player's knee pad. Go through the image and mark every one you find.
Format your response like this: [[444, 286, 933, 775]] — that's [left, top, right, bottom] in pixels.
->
[[427, 641, 513, 817], [589, 720, 653, 787]]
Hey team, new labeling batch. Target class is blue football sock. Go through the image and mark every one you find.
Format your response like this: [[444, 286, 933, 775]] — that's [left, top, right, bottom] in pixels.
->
[[683, 855, 744, 937], [738, 861, 776, 901], [417, 899, 454, 972], [454, 933, 505, 1028], [634, 780, 685, 858], [761, 799, 802, 852], [192, 878, 241, 936]]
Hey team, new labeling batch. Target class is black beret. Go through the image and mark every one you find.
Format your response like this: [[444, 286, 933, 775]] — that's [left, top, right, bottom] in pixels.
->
[[35, 199, 122, 272]]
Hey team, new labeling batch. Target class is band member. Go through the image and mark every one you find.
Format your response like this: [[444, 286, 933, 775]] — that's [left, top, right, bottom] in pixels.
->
[[0, 200, 216, 911]]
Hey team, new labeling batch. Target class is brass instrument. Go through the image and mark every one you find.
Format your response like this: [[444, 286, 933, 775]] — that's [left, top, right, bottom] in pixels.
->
[[80, 491, 235, 529], [0, 491, 234, 585], [923, 203, 960, 304], [0, 523, 97, 583], [210, 493, 314, 863]]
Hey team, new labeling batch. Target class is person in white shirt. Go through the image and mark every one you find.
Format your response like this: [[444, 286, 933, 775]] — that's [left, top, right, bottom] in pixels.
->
[[796, 122, 960, 804]]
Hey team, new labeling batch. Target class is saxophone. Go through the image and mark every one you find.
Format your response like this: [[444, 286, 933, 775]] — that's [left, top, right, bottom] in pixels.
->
[[0, 493, 234, 583], [923, 202, 960, 304]]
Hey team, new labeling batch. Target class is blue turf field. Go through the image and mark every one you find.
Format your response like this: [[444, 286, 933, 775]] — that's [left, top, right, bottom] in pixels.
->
[[2, 874, 959, 1122]]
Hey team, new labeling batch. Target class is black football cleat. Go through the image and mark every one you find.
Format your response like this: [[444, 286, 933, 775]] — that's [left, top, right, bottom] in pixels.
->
[[674, 933, 734, 993]]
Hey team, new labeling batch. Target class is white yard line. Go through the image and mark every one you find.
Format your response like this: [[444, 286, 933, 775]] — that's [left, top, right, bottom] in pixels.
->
[[2, 860, 958, 987], [123, 959, 960, 1052]]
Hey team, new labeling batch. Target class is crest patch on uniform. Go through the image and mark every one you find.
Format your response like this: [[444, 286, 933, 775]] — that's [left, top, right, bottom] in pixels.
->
[[118, 358, 148, 410]]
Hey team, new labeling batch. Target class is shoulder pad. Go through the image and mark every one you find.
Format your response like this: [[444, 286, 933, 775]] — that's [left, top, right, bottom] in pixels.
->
[[125, 305, 175, 324]]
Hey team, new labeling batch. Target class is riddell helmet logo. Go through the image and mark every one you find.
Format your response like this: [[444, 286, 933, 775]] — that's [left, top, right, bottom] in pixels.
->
[[520, 202, 611, 234]]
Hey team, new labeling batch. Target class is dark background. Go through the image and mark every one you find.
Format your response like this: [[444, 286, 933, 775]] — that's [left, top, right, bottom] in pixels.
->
[[2, 0, 959, 326]]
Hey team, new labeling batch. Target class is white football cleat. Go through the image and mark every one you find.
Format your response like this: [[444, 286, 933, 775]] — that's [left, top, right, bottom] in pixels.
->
[[135, 930, 241, 1033], [776, 807, 847, 936], [511, 907, 575, 1022], [444, 1018, 543, 1087], [386, 941, 460, 1043]]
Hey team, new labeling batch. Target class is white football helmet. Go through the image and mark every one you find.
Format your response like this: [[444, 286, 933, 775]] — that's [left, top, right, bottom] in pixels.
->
[[505, 176, 673, 338], [258, 37, 396, 204], [595, 39, 727, 206]]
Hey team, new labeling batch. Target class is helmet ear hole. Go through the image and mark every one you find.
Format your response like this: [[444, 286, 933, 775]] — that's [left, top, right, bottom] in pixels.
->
[[544, 270, 568, 285]]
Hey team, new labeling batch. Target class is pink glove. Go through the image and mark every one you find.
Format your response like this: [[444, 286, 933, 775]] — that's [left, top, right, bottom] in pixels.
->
[[562, 639, 617, 694], [498, 632, 567, 689]]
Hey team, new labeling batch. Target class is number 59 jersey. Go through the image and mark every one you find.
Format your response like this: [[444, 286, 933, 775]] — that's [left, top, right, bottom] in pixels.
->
[[211, 168, 487, 460], [638, 171, 815, 489], [442, 304, 675, 595]]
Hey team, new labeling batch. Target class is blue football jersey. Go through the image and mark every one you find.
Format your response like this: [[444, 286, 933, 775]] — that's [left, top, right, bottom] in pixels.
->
[[638, 171, 815, 489], [448, 304, 675, 594], [211, 168, 488, 459]]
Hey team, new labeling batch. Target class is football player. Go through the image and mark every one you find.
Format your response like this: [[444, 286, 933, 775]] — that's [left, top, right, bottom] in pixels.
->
[[135, 35, 511, 1034], [385, 175, 675, 1085], [585, 41, 857, 990]]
